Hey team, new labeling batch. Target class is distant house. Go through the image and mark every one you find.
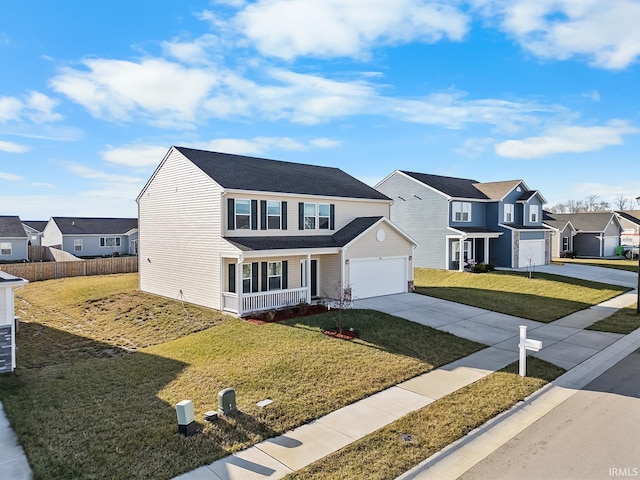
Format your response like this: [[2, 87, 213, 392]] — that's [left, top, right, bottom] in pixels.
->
[[375, 171, 552, 270], [137, 147, 416, 316], [0, 216, 28, 262], [615, 210, 640, 246], [21, 220, 47, 246], [0, 271, 28, 373], [42, 217, 138, 257], [543, 212, 622, 257]]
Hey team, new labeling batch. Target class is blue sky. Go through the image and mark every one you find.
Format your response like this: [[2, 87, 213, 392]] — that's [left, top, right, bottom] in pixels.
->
[[1, 0, 640, 219]]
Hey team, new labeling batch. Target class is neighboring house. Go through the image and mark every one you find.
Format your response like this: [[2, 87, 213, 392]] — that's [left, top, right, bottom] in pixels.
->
[[42, 217, 139, 257], [375, 171, 551, 270], [21, 220, 47, 246], [0, 271, 28, 373], [0, 216, 29, 262], [615, 210, 640, 246], [543, 212, 622, 257], [137, 147, 417, 316]]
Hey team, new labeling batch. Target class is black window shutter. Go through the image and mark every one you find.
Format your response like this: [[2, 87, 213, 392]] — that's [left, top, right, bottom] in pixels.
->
[[298, 202, 304, 230], [260, 200, 267, 230], [330, 204, 335, 230], [282, 261, 288, 289], [282, 201, 287, 230], [227, 198, 235, 230], [251, 200, 258, 230], [261, 262, 268, 291], [252, 262, 259, 292], [228, 264, 236, 293]]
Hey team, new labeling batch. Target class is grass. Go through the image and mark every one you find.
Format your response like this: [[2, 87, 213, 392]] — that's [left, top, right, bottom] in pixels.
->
[[1, 274, 484, 480], [588, 303, 640, 334], [286, 358, 565, 480], [413, 268, 629, 322], [553, 257, 640, 272]]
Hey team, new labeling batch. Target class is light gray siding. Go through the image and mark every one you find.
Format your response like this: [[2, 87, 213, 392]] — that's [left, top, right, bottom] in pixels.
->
[[376, 172, 449, 269], [63, 235, 130, 257], [0, 239, 28, 262], [138, 149, 236, 310]]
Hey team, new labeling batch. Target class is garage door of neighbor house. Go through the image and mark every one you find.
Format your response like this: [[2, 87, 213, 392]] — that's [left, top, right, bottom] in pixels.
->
[[518, 239, 546, 267], [349, 257, 407, 299], [603, 236, 618, 256]]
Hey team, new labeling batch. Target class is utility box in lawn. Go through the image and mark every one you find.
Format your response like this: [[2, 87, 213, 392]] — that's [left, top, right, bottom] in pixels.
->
[[218, 388, 237, 416]]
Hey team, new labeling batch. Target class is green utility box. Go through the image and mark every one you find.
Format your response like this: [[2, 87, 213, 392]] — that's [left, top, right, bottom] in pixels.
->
[[218, 388, 237, 416]]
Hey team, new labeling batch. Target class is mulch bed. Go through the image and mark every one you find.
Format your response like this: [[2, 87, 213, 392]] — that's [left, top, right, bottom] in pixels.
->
[[322, 328, 358, 340], [245, 304, 329, 325]]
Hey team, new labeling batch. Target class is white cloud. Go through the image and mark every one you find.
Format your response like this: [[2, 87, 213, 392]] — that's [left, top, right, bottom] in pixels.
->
[[235, 0, 469, 60], [474, 0, 640, 69], [0, 91, 62, 123], [30, 182, 56, 189], [198, 136, 340, 155], [454, 137, 495, 158], [0, 96, 23, 122], [62, 162, 146, 184], [50, 58, 219, 126], [494, 120, 640, 158], [0, 172, 23, 181], [101, 145, 169, 167], [161, 34, 221, 64], [0, 140, 30, 153]]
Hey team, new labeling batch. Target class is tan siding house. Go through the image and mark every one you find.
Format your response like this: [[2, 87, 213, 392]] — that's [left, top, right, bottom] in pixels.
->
[[138, 147, 416, 315]]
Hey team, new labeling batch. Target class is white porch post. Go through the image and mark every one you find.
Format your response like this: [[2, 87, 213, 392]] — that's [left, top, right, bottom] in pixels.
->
[[484, 238, 490, 265], [459, 238, 464, 272], [306, 253, 312, 302], [236, 262, 243, 315]]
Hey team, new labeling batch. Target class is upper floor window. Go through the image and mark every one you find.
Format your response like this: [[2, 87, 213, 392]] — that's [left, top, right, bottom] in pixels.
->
[[235, 199, 251, 230], [452, 202, 471, 222], [0, 242, 11, 255], [74, 239, 83, 252], [529, 205, 539, 223], [267, 201, 281, 229], [100, 237, 121, 247], [504, 204, 514, 223], [300, 202, 334, 230]]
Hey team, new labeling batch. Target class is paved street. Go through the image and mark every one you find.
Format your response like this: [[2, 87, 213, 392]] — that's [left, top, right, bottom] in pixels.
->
[[460, 348, 640, 480]]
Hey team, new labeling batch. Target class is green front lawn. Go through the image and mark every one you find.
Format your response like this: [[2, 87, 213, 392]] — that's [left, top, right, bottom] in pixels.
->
[[588, 303, 640, 334], [414, 268, 629, 322], [2, 274, 484, 480], [287, 358, 565, 480], [553, 257, 639, 272]]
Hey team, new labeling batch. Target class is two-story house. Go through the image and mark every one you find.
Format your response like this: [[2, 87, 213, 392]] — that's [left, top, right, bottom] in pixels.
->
[[375, 171, 551, 270], [137, 147, 417, 316], [0, 216, 29, 263], [42, 217, 138, 258]]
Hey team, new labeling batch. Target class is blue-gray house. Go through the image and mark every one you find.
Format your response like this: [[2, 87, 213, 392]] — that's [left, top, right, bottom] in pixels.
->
[[0, 216, 29, 263], [376, 171, 552, 270], [42, 217, 138, 258]]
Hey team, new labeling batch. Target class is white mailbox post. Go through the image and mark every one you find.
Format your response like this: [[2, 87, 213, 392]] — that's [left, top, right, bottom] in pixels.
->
[[519, 325, 542, 377]]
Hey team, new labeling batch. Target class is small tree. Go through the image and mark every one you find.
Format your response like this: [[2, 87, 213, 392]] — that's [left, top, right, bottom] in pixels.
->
[[331, 283, 353, 334]]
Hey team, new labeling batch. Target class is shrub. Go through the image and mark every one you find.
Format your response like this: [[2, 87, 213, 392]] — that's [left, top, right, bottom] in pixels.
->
[[471, 262, 495, 273]]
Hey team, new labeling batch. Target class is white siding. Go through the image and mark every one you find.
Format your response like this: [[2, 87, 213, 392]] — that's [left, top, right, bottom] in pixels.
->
[[318, 253, 341, 298], [42, 220, 63, 247], [138, 149, 236, 310], [376, 172, 449, 269]]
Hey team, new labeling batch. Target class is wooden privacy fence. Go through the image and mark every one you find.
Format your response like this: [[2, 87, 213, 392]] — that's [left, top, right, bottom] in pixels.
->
[[0, 256, 138, 282]]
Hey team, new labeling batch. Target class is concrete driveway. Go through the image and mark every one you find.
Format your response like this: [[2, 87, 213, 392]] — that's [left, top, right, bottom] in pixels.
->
[[513, 262, 638, 288]]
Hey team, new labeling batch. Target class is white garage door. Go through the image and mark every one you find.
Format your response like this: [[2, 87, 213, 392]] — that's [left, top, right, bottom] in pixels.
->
[[349, 257, 407, 299], [603, 236, 618, 256], [518, 239, 546, 267]]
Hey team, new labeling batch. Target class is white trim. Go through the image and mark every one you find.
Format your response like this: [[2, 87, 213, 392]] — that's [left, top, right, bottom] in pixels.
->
[[342, 217, 418, 250], [222, 188, 391, 204]]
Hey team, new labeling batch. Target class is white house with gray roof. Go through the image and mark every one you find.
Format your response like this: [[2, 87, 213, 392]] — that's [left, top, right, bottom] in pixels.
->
[[42, 217, 138, 257], [543, 212, 622, 257], [376, 171, 552, 270], [137, 146, 417, 316], [0, 271, 27, 373]]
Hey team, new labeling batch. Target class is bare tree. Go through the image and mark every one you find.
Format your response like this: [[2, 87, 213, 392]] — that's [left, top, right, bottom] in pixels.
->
[[614, 194, 631, 210], [585, 194, 599, 211]]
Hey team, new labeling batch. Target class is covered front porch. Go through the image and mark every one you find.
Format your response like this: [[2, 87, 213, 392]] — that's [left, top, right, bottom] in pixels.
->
[[221, 251, 341, 317], [447, 228, 503, 271]]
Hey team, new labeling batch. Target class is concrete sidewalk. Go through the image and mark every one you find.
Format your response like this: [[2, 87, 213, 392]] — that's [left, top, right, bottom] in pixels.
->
[[173, 286, 637, 480], [0, 402, 31, 480]]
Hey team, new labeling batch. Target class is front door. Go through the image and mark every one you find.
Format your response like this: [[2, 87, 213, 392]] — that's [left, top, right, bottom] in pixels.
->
[[311, 259, 318, 297]]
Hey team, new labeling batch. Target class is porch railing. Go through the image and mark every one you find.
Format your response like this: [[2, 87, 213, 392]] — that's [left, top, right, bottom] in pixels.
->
[[222, 287, 310, 316]]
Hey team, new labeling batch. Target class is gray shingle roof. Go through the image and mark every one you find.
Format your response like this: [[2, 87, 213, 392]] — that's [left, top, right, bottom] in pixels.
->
[[225, 216, 383, 251], [0, 216, 27, 238], [454, 226, 503, 234], [51, 217, 138, 235], [616, 210, 640, 225], [22, 220, 48, 232], [543, 212, 615, 232], [401, 171, 487, 199], [176, 147, 390, 201]]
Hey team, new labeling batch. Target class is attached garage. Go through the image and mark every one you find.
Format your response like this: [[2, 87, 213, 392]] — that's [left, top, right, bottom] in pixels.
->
[[603, 235, 618, 256], [349, 256, 408, 299], [518, 239, 546, 267]]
